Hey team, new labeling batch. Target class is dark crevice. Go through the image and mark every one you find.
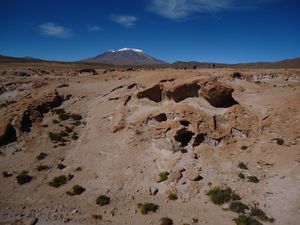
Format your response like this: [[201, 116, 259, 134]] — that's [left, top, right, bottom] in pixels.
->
[[180, 120, 191, 127], [137, 85, 163, 103], [153, 113, 167, 122], [167, 83, 201, 103], [193, 133, 205, 146], [0, 124, 17, 146], [20, 111, 32, 132], [174, 128, 194, 147]]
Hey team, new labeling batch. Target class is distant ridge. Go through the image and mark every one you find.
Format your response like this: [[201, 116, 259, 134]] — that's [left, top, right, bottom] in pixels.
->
[[172, 57, 300, 68], [1, 54, 300, 68]]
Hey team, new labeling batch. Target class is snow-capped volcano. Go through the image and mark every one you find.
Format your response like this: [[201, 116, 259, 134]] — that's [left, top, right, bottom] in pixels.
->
[[82, 48, 166, 65]]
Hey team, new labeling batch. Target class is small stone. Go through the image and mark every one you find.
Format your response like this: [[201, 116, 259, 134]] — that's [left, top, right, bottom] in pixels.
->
[[186, 168, 202, 181], [71, 209, 78, 215], [169, 170, 182, 183], [25, 217, 38, 225]]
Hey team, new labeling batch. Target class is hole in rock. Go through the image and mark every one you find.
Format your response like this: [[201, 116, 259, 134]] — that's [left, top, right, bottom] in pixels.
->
[[193, 133, 205, 146], [153, 113, 167, 122], [0, 124, 17, 146], [137, 85, 163, 103], [180, 120, 190, 127], [174, 128, 194, 147], [20, 111, 32, 132], [167, 83, 201, 103]]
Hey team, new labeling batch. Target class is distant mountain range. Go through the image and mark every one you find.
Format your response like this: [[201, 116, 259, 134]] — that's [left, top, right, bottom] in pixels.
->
[[81, 48, 166, 65], [1, 51, 300, 68]]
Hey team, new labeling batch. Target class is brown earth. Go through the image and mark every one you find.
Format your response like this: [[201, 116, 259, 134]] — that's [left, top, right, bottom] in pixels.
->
[[0, 67, 300, 225]]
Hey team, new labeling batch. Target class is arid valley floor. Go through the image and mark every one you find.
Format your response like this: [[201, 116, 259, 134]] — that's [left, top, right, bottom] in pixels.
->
[[0, 66, 300, 225]]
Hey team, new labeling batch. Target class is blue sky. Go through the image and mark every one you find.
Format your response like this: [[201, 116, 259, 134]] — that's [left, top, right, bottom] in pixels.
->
[[1, 0, 300, 63]]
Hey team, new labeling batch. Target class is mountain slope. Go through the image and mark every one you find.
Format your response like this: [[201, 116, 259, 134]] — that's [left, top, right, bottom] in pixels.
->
[[82, 48, 167, 65]]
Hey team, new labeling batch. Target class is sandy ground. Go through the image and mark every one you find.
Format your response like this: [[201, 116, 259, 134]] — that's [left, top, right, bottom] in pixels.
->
[[0, 67, 300, 225]]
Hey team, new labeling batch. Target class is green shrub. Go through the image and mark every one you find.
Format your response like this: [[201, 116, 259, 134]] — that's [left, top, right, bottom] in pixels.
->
[[238, 162, 248, 170], [247, 176, 259, 183], [57, 163, 66, 170], [59, 130, 68, 137], [66, 185, 85, 196], [2, 171, 12, 177], [168, 193, 178, 200], [73, 121, 81, 126], [96, 195, 110, 206], [70, 113, 82, 121], [36, 152, 48, 160], [52, 119, 60, 124], [160, 217, 173, 225], [49, 132, 62, 142], [49, 175, 67, 187], [59, 113, 70, 121], [207, 187, 240, 205], [64, 126, 73, 133], [16, 171, 33, 185], [250, 207, 275, 223], [71, 133, 79, 140], [137, 203, 159, 214], [233, 215, 262, 225], [158, 171, 169, 182], [52, 108, 66, 115], [229, 201, 249, 214], [36, 165, 51, 171], [238, 172, 245, 179]]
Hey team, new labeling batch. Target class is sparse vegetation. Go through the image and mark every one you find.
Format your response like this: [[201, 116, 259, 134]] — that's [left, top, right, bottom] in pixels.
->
[[48, 132, 63, 142], [49, 175, 67, 187], [229, 201, 249, 214], [238, 172, 245, 179], [70, 113, 82, 121], [73, 121, 81, 126], [2, 171, 12, 177], [250, 207, 275, 223], [36, 152, 48, 160], [75, 167, 82, 171], [158, 171, 169, 182], [168, 193, 178, 200], [0, 100, 17, 108], [36, 165, 51, 171], [96, 195, 110, 206], [57, 163, 66, 169], [52, 108, 66, 114], [247, 176, 259, 183], [238, 162, 248, 170], [71, 133, 79, 140], [58, 113, 70, 121], [66, 185, 85, 196], [52, 119, 60, 124], [233, 215, 262, 225], [160, 217, 173, 225], [137, 203, 159, 214], [64, 126, 73, 133], [16, 171, 33, 185], [207, 187, 241, 205]]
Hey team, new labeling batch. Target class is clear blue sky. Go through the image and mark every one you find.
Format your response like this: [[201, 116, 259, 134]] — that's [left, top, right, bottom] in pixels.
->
[[1, 0, 300, 63]]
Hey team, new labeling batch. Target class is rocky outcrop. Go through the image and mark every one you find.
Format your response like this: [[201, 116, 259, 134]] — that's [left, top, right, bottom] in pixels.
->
[[0, 90, 63, 145]]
